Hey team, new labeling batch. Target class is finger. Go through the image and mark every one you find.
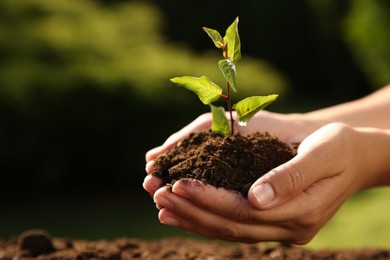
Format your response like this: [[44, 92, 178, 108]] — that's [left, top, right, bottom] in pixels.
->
[[145, 160, 154, 174], [145, 143, 176, 162], [157, 207, 231, 240], [143, 175, 163, 196], [155, 189, 295, 243]]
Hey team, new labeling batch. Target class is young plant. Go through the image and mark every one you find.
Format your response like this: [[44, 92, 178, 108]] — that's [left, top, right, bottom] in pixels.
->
[[170, 17, 278, 136]]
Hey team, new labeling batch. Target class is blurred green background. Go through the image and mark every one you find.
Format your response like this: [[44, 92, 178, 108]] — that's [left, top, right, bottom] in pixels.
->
[[0, 0, 389, 249]]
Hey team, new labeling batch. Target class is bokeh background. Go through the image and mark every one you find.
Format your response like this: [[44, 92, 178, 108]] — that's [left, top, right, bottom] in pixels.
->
[[1, 0, 389, 248]]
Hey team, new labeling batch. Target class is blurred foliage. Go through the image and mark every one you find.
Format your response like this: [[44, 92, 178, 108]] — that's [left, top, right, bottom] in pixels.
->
[[344, 0, 390, 88], [308, 188, 390, 248], [0, 0, 286, 105]]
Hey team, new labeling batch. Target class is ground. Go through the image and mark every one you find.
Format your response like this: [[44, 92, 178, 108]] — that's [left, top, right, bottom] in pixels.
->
[[1, 230, 389, 259]]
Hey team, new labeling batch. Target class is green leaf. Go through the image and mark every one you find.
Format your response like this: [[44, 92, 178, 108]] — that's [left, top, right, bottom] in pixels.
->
[[223, 17, 241, 63], [210, 104, 230, 136], [203, 27, 223, 48], [170, 76, 223, 105], [233, 95, 278, 126], [218, 58, 237, 92]]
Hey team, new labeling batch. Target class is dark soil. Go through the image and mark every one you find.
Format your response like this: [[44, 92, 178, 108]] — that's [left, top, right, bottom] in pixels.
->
[[1, 230, 389, 260], [151, 131, 297, 195]]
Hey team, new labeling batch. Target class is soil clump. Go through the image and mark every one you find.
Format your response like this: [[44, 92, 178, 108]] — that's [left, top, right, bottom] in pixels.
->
[[151, 131, 296, 195]]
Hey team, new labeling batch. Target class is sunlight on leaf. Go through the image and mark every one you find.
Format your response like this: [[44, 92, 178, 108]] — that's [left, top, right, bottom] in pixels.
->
[[203, 27, 223, 49], [233, 95, 278, 125], [223, 17, 241, 63], [170, 76, 222, 105], [218, 58, 237, 92], [210, 104, 230, 136]]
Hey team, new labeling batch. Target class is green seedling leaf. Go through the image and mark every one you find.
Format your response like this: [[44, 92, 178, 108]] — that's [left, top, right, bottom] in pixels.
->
[[170, 76, 223, 105], [203, 27, 224, 48], [218, 58, 237, 92], [210, 104, 230, 136], [233, 95, 278, 126], [223, 17, 241, 63]]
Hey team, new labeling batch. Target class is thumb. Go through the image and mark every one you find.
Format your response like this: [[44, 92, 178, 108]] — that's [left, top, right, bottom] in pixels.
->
[[248, 159, 305, 210]]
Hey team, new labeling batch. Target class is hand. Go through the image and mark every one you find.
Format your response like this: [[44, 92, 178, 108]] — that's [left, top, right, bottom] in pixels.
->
[[152, 123, 375, 244]]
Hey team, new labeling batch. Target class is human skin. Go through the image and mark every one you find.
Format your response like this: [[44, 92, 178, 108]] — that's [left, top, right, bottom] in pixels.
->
[[144, 85, 390, 244]]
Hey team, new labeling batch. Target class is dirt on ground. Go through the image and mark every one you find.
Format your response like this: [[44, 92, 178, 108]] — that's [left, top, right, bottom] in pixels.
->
[[1, 230, 389, 259]]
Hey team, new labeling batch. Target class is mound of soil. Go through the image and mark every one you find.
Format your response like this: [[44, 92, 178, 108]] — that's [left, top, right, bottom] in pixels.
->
[[1, 230, 389, 260], [151, 131, 296, 195]]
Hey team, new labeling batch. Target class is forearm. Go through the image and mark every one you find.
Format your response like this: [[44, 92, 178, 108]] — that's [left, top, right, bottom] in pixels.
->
[[358, 127, 390, 187], [304, 85, 390, 128]]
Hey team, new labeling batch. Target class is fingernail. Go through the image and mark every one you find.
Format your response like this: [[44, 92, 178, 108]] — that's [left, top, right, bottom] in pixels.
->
[[252, 183, 274, 208], [161, 217, 179, 227]]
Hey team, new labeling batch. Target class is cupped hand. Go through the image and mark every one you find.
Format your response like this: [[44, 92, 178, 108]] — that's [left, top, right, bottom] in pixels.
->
[[152, 123, 371, 244]]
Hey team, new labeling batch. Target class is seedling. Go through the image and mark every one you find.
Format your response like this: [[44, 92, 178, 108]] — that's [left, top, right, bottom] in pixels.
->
[[170, 17, 278, 136]]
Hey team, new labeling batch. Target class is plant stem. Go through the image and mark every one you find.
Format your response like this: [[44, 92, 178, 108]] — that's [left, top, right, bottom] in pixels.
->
[[227, 82, 234, 135], [222, 43, 234, 135], [220, 93, 229, 99]]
